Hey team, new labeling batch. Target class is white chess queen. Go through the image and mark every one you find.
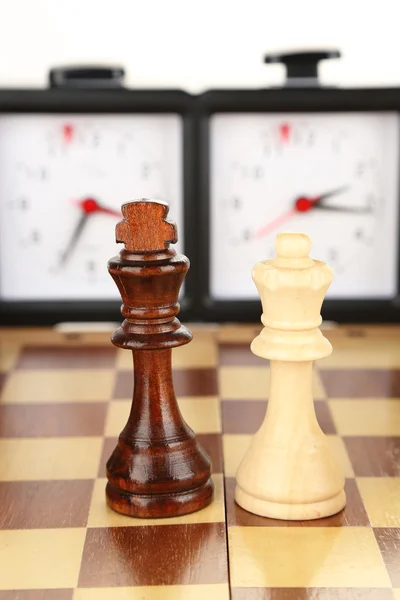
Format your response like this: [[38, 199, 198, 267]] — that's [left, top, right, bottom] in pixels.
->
[[235, 232, 346, 520]]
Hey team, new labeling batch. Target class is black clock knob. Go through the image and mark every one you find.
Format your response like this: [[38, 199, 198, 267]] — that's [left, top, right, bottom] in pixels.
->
[[264, 49, 341, 87]]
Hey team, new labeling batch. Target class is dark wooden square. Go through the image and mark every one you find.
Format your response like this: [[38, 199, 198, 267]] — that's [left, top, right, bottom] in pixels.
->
[[0, 403, 107, 438], [15, 346, 117, 369], [0, 480, 94, 529], [345, 436, 400, 477], [0, 592, 73, 600], [219, 344, 266, 366], [319, 369, 400, 398], [374, 528, 400, 587], [78, 523, 228, 587]]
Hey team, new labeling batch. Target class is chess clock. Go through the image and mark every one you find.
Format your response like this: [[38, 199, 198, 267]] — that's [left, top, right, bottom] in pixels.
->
[[0, 66, 196, 325], [199, 50, 400, 322]]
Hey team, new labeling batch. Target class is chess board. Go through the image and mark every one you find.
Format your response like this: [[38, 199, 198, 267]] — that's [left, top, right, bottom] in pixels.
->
[[0, 324, 399, 599]]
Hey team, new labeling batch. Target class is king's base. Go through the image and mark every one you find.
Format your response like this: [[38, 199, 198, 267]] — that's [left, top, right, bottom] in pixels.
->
[[235, 484, 346, 520], [106, 478, 214, 518]]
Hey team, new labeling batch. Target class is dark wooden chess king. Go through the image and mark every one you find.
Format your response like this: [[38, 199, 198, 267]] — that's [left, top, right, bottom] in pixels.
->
[[105, 199, 214, 517]]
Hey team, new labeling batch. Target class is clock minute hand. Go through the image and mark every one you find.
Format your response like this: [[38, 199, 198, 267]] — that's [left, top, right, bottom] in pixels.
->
[[58, 212, 89, 269], [315, 204, 372, 214], [301, 187, 372, 213]]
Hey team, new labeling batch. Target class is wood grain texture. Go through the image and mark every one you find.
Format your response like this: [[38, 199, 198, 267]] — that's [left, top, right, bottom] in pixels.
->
[[373, 528, 400, 586], [235, 233, 346, 520], [0, 326, 399, 596], [344, 437, 400, 477], [226, 478, 368, 527], [0, 403, 107, 437], [0, 592, 73, 600], [106, 200, 213, 517], [79, 523, 228, 587], [15, 346, 116, 369], [319, 369, 400, 397], [231, 589, 395, 599], [0, 480, 93, 529], [113, 368, 218, 398]]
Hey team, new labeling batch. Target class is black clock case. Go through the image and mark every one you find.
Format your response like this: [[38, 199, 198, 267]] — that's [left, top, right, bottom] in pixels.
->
[[0, 88, 199, 326], [197, 86, 400, 324], [1, 85, 400, 324]]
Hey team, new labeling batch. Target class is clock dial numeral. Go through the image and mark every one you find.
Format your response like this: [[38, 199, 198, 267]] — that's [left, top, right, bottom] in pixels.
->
[[328, 248, 338, 262], [19, 197, 29, 211], [22, 229, 41, 247], [356, 161, 367, 177], [232, 197, 242, 210]]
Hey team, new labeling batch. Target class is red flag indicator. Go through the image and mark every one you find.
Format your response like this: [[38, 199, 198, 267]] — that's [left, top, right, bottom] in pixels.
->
[[63, 124, 74, 143], [279, 123, 291, 142]]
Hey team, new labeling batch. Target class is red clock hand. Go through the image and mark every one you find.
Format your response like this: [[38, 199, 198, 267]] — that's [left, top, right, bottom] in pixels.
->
[[255, 208, 297, 239], [255, 187, 349, 239], [58, 198, 121, 269], [79, 197, 121, 217]]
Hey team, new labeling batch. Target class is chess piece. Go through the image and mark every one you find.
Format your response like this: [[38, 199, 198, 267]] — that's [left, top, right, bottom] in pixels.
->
[[235, 232, 346, 520], [106, 199, 213, 518]]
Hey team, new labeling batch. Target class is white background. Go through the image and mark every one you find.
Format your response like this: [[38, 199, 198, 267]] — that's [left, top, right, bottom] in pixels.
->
[[0, 0, 399, 90]]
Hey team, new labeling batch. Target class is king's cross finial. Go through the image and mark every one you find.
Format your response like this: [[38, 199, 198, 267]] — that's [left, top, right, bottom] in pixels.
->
[[116, 199, 177, 252]]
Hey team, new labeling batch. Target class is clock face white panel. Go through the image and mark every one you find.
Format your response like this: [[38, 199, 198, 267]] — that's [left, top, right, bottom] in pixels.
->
[[210, 112, 400, 300], [0, 113, 183, 300]]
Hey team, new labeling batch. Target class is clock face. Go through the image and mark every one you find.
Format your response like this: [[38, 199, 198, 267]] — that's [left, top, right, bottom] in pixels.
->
[[0, 114, 183, 301], [210, 112, 400, 300]]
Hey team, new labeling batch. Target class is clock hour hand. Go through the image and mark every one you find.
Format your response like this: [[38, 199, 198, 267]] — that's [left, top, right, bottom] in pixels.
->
[[255, 186, 352, 240], [294, 186, 350, 211], [58, 212, 89, 268]]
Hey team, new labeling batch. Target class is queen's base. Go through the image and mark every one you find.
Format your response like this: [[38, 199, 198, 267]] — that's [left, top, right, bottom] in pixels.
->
[[235, 484, 346, 520]]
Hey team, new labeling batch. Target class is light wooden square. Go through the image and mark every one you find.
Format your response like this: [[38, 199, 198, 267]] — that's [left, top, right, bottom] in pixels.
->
[[219, 367, 269, 400], [223, 434, 252, 477], [217, 325, 261, 343], [329, 399, 400, 436], [0, 438, 102, 481], [223, 433, 353, 478], [0, 342, 20, 371], [229, 526, 391, 588], [220, 366, 326, 400], [73, 584, 230, 600], [105, 396, 221, 437], [1, 370, 115, 403], [319, 337, 400, 369], [88, 474, 225, 528], [0, 528, 86, 589], [358, 477, 400, 526]]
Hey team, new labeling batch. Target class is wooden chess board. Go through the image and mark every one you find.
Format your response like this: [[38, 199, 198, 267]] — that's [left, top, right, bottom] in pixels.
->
[[0, 324, 399, 599]]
